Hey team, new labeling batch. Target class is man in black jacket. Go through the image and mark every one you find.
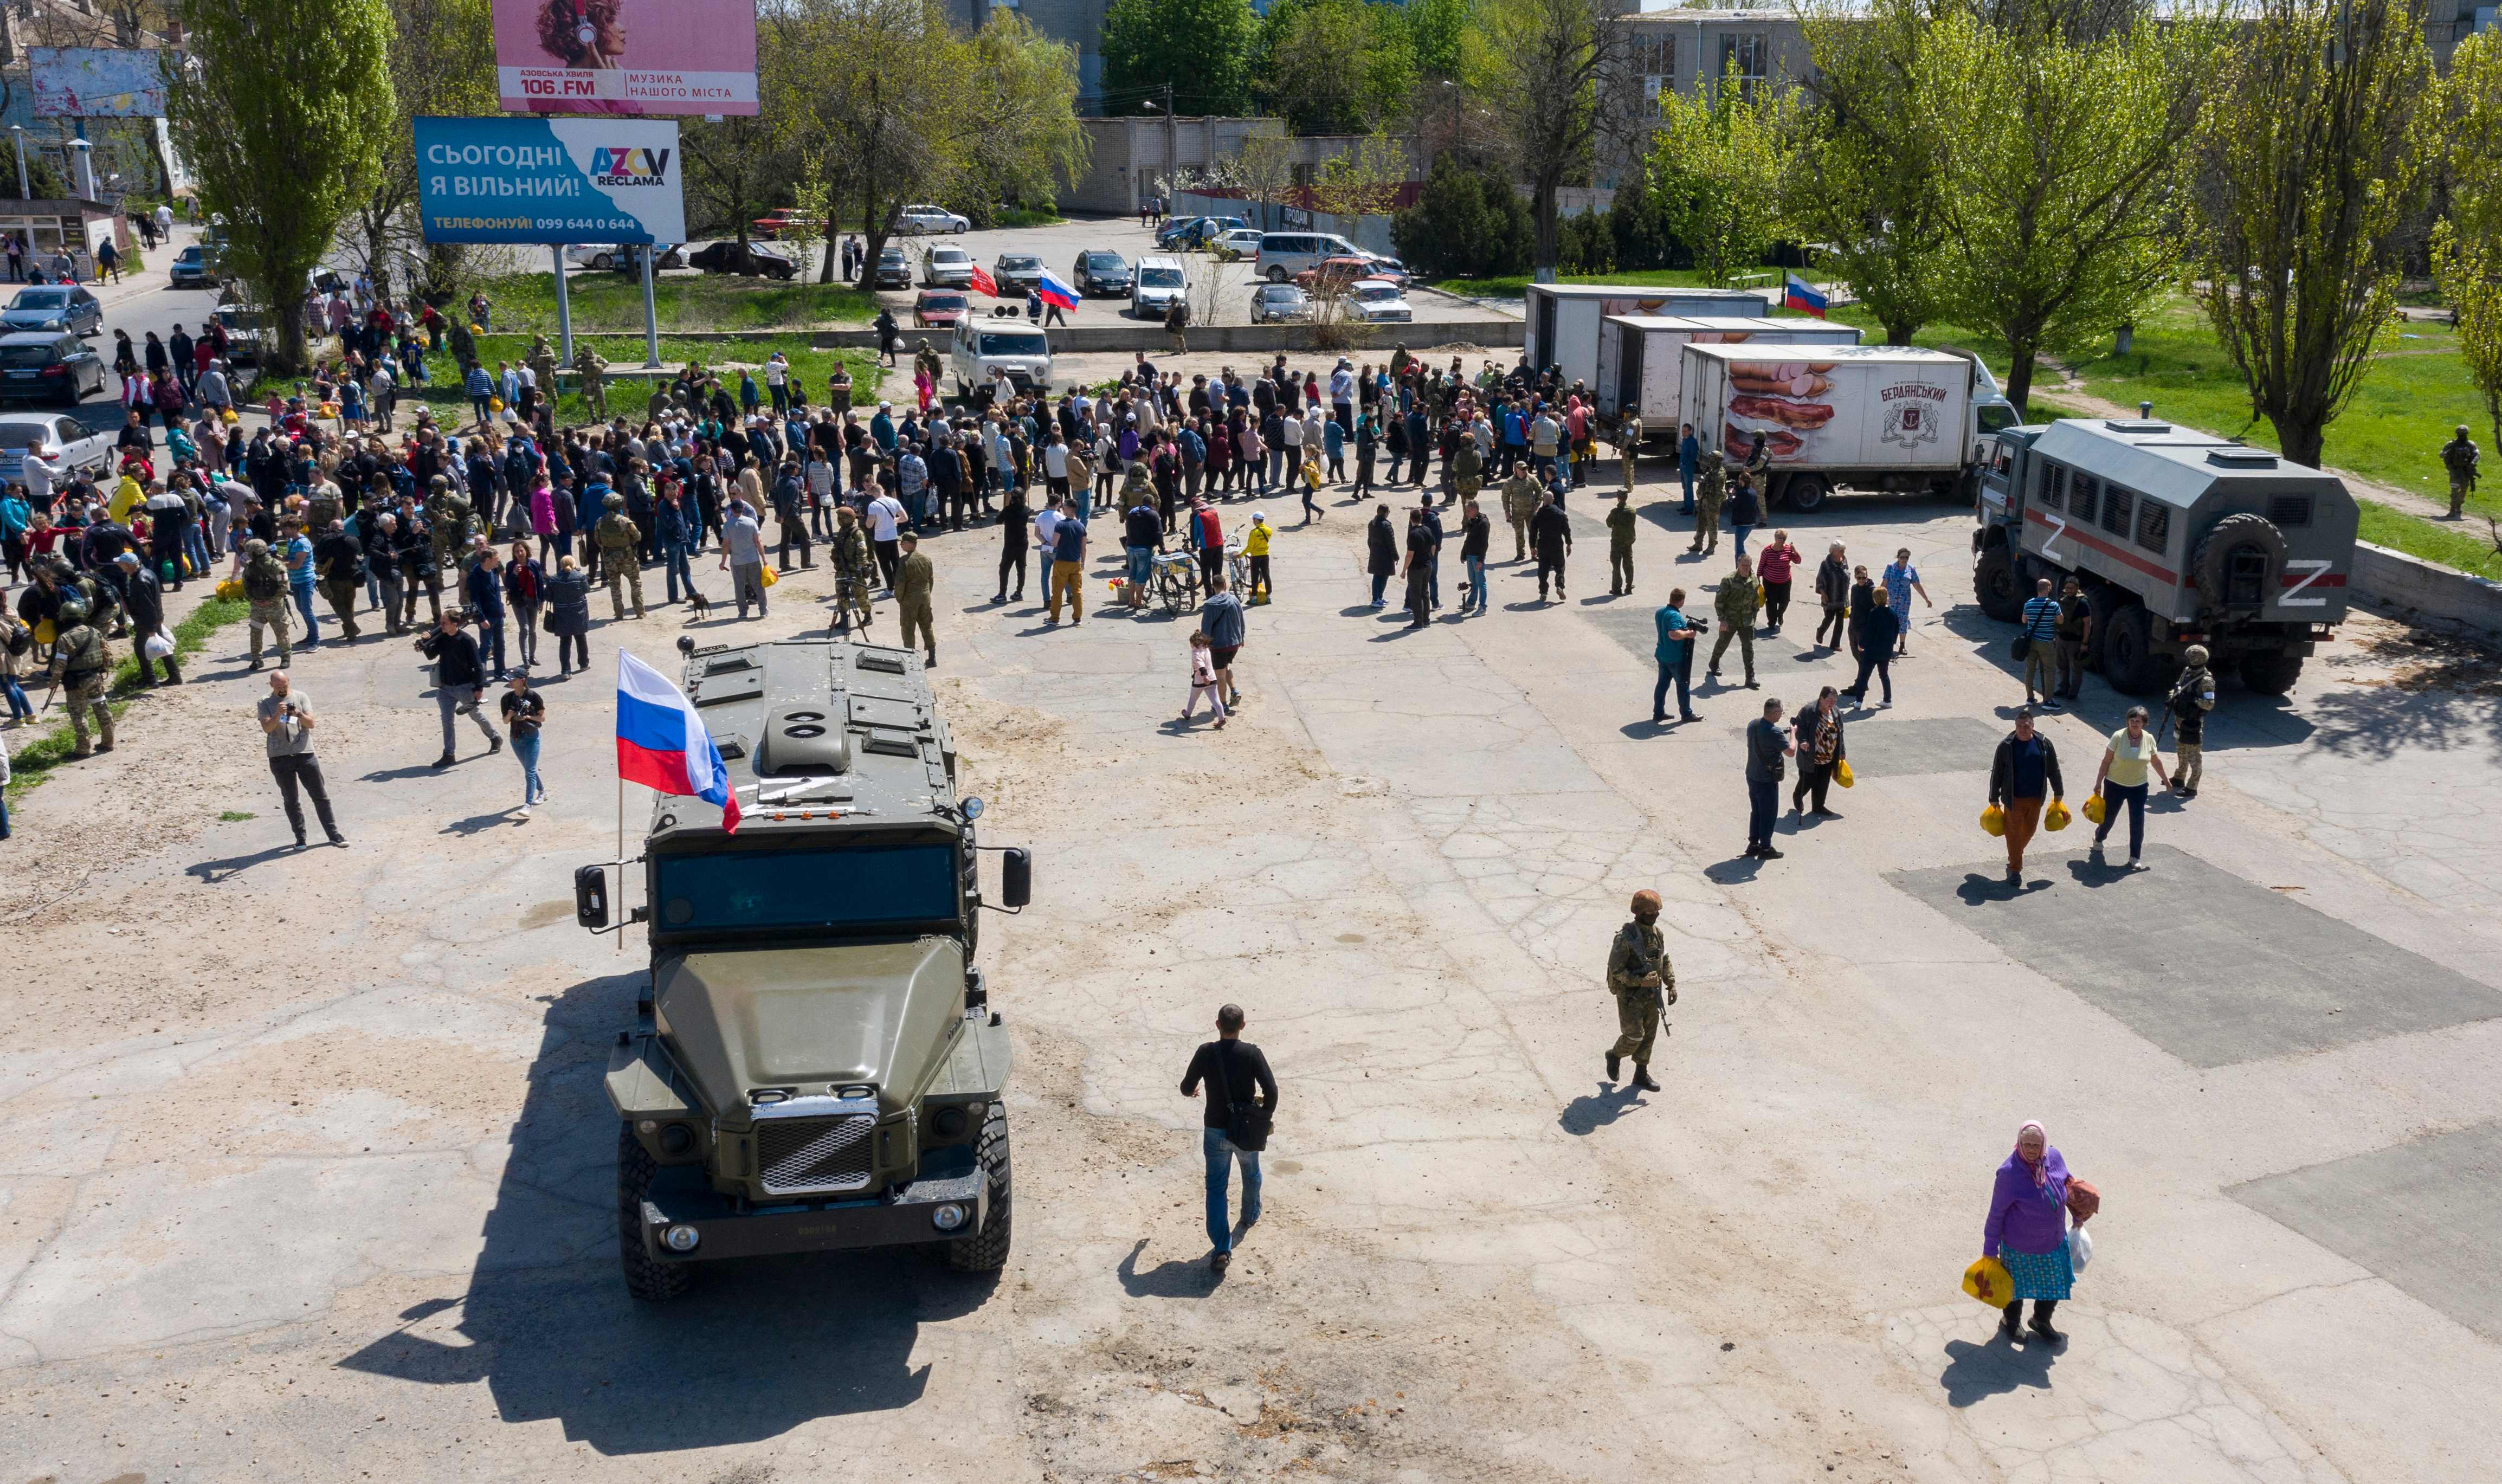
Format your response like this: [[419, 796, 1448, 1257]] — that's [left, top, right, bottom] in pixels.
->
[[314, 520, 367, 642], [1530, 489, 1572, 602], [113, 552, 179, 686], [1179, 1003, 1276, 1276], [417, 609, 503, 767], [1988, 708, 2065, 881]]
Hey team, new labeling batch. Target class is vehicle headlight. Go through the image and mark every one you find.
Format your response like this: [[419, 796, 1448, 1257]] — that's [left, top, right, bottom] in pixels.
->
[[661, 1224, 700, 1253], [931, 1204, 968, 1231]]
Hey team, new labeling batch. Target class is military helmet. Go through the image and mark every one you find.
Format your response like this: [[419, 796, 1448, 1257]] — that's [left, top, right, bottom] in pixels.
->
[[2185, 644, 2210, 666], [55, 595, 88, 623], [244, 538, 270, 554], [430, 474, 450, 488], [605, 492, 625, 508], [1630, 889, 1662, 914]]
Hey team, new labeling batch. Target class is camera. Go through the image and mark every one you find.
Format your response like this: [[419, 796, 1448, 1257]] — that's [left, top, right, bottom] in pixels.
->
[[1687, 615, 1710, 634]]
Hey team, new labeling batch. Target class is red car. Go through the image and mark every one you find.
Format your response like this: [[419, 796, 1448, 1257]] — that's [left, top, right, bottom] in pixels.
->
[[751, 207, 810, 240], [1295, 256, 1409, 292], [912, 289, 969, 328]]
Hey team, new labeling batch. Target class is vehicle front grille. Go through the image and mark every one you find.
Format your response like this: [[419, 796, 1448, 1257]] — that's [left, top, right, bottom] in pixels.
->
[[755, 1114, 876, 1195]]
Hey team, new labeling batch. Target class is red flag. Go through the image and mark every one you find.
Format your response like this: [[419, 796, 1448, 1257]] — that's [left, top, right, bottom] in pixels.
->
[[969, 263, 999, 298]]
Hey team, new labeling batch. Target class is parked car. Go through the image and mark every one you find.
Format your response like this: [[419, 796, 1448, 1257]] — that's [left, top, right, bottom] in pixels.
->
[[873, 246, 912, 289], [1249, 282, 1312, 324], [992, 252, 1046, 294], [751, 207, 811, 240], [1210, 228, 1264, 261], [687, 241, 799, 280], [894, 203, 970, 235], [1, 285, 101, 337], [1156, 215, 1249, 251], [1297, 256, 1409, 294], [949, 319, 1053, 403], [0, 331, 106, 405], [1345, 279, 1414, 324], [922, 244, 976, 289], [1072, 249, 1131, 297], [167, 244, 221, 290], [563, 243, 683, 272], [215, 304, 268, 366], [1253, 230, 1363, 283], [912, 289, 970, 328], [0, 411, 112, 483], [1130, 256, 1188, 319]]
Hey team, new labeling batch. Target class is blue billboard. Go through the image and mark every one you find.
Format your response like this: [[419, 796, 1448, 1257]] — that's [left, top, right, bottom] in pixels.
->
[[414, 115, 685, 246]]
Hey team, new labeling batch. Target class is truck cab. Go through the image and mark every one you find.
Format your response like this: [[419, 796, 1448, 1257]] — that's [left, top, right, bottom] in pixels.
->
[[1973, 417, 2355, 695]]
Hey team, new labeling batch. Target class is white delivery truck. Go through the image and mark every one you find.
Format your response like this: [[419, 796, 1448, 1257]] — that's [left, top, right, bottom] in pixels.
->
[[1521, 283, 1766, 392], [1595, 314, 1864, 432], [1680, 343, 1989, 513]]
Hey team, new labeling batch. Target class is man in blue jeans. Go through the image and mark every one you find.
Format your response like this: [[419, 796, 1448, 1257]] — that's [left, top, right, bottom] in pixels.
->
[[1653, 587, 1699, 724], [1179, 1002, 1277, 1276]]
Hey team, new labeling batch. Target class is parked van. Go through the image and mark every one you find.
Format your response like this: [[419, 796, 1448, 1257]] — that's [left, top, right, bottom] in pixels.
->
[[950, 318, 1054, 404], [1253, 231, 1362, 283], [1131, 255, 1188, 318]]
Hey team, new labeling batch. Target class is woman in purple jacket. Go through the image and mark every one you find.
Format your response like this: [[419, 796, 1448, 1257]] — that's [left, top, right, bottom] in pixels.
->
[[1985, 1120, 2073, 1344]]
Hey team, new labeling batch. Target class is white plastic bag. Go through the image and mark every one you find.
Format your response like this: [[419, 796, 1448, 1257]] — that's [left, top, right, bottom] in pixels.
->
[[143, 629, 174, 660], [2068, 1223, 2094, 1273]]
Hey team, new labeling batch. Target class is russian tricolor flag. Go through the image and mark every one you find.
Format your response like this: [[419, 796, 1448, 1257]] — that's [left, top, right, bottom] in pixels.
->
[[1035, 268, 1080, 312], [1784, 272, 1829, 318], [617, 651, 741, 833]]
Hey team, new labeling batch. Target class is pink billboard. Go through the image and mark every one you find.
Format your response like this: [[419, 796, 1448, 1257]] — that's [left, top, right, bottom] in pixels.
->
[[494, 0, 758, 116]]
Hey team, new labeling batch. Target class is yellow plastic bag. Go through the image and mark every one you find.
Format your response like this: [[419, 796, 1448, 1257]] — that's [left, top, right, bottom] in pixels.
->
[[1835, 759, 1854, 789], [759, 564, 779, 589], [1980, 804, 2006, 837], [2045, 798, 2071, 831], [33, 618, 55, 646], [1963, 1255, 2014, 1307], [215, 577, 244, 602], [2085, 792, 2107, 825], [490, 396, 507, 412]]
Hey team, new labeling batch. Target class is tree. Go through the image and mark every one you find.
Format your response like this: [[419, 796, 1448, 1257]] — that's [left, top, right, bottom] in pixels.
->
[[682, 113, 792, 243], [1391, 155, 1531, 278], [2433, 33, 2502, 469], [1462, 0, 1632, 283], [1923, 0, 2212, 415], [1235, 133, 1297, 233], [351, 0, 495, 307], [2189, 0, 2435, 469], [166, 0, 393, 372], [1100, 0, 1254, 117], [1259, 0, 1416, 136], [1791, 0, 1953, 345], [1647, 60, 1794, 288], [959, 10, 1090, 223], [2434, 223, 2502, 472], [1307, 134, 1411, 222]]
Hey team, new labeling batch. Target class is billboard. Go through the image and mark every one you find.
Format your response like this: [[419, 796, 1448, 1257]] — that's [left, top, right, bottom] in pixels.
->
[[493, 0, 758, 116], [30, 48, 166, 119], [415, 116, 685, 246]]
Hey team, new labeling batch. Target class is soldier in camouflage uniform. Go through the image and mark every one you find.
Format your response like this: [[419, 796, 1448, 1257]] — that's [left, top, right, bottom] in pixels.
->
[[1688, 451, 1726, 555], [1500, 461, 1541, 563], [448, 319, 476, 373], [305, 476, 342, 534], [1604, 889, 1671, 1091], [829, 504, 876, 634], [526, 335, 560, 403], [894, 530, 936, 665], [43, 595, 114, 757], [594, 492, 645, 620], [1709, 552, 1761, 688], [1606, 490, 1638, 596], [1450, 435, 1483, 509], [426, 476, 473, 575], [240, 538, 293, 671], [575, 345, 610, 422], [1619, 414, 1643, 493]]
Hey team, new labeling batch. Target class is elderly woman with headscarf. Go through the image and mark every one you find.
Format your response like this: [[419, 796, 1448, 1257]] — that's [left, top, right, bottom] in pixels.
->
[[1985, 1120, 2074, 1345]]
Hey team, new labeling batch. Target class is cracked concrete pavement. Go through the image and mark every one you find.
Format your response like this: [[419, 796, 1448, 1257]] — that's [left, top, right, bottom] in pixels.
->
[[2, 454, 2498, 1483]]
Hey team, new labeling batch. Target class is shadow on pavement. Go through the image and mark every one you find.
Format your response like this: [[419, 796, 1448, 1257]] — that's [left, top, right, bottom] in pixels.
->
[[1118, 1237, 1219, 1298], [337, 968, 992, 1453], [184, 842, 301, 883], [1558, 1083, 1646, 1135], [1704, 854, 1764, 884], [1938, 1334, 2056, 1406]]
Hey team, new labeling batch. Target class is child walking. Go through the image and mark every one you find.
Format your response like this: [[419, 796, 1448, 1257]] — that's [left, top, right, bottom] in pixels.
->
[[1182, 630, 1228, 728]]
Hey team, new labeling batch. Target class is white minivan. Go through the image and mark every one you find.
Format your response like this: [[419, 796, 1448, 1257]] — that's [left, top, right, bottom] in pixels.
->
[[1131, 255, 1188, 318], [950, 319, 1054, 404], [1252, 231, 1362, 283]]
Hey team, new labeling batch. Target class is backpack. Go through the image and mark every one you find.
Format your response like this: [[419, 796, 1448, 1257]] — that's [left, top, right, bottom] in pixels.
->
[[243, 559, 284, 601]]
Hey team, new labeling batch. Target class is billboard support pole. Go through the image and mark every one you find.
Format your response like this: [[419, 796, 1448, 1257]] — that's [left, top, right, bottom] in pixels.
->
[[639, 244, 661, 369], [552, 244, 574, 369]]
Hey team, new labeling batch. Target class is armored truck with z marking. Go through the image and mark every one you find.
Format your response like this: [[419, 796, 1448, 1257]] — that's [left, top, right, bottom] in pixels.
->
[[573, 635, 1031, 1301], [1972, 416, 2357, 696]]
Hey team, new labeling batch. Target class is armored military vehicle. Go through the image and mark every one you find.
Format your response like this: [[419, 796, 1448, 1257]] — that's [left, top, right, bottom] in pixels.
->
[[573, 635, 1030, 1301], [1973, 416, 2356, 696]]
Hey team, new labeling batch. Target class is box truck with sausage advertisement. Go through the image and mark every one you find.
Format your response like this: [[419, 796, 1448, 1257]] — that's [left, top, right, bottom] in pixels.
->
[[1679, 343, 2016, 513], [1595, 314, 1865, 433], [1521, 283, 1767, 392]]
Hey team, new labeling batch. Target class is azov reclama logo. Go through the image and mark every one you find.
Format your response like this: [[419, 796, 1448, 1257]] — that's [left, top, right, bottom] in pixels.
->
[[592, 146, 672, 185]]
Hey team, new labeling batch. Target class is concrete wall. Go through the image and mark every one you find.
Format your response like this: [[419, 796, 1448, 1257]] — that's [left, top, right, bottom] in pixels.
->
[[553, 321, 1525, 357], [1068, 117, 1287, 216], [2350, 540, 2502, 640]]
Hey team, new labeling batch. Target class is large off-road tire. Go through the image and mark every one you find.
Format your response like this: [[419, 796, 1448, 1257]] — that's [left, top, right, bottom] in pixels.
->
[[2082, 581, 2125, 674], [2100, 602, 2166, 696], [1974, 543, 2023, 622], [1781, 473, 1830, 513], [2238, 650, 2305, 695], [944, 1105, 1013, 1273], [2193, 512, 2287, 610], [617, 1124, 693, 1304]]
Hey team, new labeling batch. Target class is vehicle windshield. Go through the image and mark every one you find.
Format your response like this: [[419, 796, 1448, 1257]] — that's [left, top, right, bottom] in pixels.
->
[[921, 294, 967, 309], [999, 256, 1039, 269], [933, 249, 968, 262], [654, 842, 958, 933], [1139, 267, 1182, 288], [1356, 285, 1400, 301], [11, 291, 67, 308], [879, 249, 904, 262], [1977, 403, 2020, 434], [0, 345, 59, 368], [978, 331, 1048, 356], [1083, 253, 1124, 270], [1261, 286, 1303, 302]]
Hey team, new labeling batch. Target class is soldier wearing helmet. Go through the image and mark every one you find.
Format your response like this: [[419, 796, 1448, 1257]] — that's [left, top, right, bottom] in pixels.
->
[[1604, 888, 1674, 1092], [43, 592, 114, 757], [2168, 643, 2216, 800], [594, 490, 646, 621]]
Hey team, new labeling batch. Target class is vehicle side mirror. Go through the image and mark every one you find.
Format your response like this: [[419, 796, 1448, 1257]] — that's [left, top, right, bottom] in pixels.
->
[[575, 863, 610, 931], [1001, 848, 1032, 909]]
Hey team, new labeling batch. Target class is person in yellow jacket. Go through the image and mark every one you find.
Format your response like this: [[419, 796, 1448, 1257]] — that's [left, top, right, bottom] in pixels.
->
[[111, 470, 147, 522], [1242, 512, 1273, 602]]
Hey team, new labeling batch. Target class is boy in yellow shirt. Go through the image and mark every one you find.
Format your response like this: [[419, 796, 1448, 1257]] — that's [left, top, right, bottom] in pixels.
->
[[1242, 513, 1273, 603]]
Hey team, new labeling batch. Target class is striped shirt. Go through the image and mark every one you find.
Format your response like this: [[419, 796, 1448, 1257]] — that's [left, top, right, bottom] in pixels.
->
[[2022, 595, 2061, 641]]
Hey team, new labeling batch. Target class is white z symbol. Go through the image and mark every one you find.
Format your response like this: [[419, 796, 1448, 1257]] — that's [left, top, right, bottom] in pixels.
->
[[2040, 513, 2067, 565], [2280, 559, 2331, 608]]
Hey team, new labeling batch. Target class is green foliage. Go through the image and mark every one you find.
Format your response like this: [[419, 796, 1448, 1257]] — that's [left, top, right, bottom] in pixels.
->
[[2447, 29, 2502, 238], [360, 0, 498, 302], [2189, 0, 2436, 469], [1558, 210, 1615, 275], [1101, 0, 1255, 116], [460, 270, 874, 334], [962, 11, 1091, 221], [1464, 0, 1611, 278], [1646, 61, 1795, 288], [167, 0, 394, 372], [1607, 169, 1681, 273], [1392, 157, 1531, 279], [218, 810, 259, 822], [2433, 222, 2502, 460], [1259, 0, 1418, 135], [681, 113, 795, 242], [1791, 0, 1952, 345]]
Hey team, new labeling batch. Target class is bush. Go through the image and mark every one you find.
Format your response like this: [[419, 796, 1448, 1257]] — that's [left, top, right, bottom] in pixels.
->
[[1608, 170, 1684, 272], [1558, 210, 1615, 275], [1392, 157, 1531, 279]]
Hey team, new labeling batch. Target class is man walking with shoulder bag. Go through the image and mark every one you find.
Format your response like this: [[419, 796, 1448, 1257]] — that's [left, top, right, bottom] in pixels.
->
[[1180, 1003, 1277, 1276]]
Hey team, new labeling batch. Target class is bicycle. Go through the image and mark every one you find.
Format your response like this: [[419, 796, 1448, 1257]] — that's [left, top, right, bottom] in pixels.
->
[[1152, 550, 1201, 617]]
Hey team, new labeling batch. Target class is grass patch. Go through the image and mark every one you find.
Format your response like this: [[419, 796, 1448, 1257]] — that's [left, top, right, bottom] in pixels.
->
[[218, 809, 257, 822], [992, 208, 1066, 229], [2357, 500, 2502, 579], [382, 334, 885, 427], [1433, 268, 1738, 299], [7, 592, 246, 801], [472, 269, 875, 335]]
